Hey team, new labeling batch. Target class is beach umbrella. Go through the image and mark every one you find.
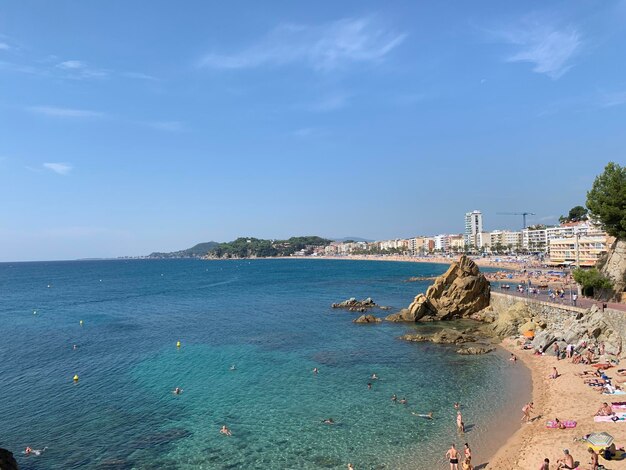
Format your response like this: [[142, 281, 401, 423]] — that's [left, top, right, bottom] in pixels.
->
[[587, 432, 614, 449]]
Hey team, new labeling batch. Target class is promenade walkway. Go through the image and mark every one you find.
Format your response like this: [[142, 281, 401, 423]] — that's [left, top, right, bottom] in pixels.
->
[[491, 284, 626, 313]]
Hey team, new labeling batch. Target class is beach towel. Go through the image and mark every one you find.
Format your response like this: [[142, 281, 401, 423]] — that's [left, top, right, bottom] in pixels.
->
[[594, 413, 626, 423], [604, 390, 626, 395], [546, 420, 577, 428], [612, 402, 626, 409]]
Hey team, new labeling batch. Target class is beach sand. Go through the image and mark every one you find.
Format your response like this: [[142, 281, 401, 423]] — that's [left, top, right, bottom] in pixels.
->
[[487, 338, 626, 469]]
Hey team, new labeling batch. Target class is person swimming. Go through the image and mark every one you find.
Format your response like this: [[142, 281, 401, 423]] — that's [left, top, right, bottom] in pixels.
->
[[322, 418, 335, 425], [391, 394, 397, 402], [173, 387, 183, 395], [230, 365, 236, 370], [371, 373, 378, 380], [220, 425, 232, 436], [24, 447, 46, 456], [412, 411, 433, 419], [399, 398, 408, 405]]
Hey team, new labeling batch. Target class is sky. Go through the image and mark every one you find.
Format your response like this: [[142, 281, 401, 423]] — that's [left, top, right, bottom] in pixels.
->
[[1, 1, 625, 261]]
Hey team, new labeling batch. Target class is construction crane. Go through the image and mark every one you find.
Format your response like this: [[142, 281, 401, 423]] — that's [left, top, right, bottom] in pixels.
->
[[496, 212, 536, 229]]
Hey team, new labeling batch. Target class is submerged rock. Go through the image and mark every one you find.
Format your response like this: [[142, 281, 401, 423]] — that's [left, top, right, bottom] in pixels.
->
[[456, 345, 495, 355], [400, 328, 476, 345]]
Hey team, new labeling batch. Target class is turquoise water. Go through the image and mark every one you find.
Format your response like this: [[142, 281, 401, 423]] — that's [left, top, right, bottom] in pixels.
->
[[0, 259, 526, 469]]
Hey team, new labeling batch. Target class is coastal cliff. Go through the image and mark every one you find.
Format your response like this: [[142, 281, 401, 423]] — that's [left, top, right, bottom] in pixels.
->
[[387, 255, 490, 322]]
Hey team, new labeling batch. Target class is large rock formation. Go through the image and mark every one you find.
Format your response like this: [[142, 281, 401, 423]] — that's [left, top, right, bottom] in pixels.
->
[[387, 255, 490, 322], [600, 239, 626, 301], [0, 448, 19, 470]]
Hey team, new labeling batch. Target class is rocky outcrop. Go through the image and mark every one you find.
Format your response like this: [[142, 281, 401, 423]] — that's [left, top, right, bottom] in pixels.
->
[[489, 302, 531, 338], [456, 345, 495, 355], [0, 448, 19, 470], [424, 256, 491, 320], [600, 239, 626, 300], [391, 255, 490, 322], [332, 297, 377, 312], [353, 314, 382, 324], [401, 328, 476, 345]]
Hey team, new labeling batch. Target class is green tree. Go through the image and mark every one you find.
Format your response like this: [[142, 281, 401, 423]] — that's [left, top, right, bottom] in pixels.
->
[[573, 268, 613, 298], [559, 205, 588, 223], [586, 162, 626, 239]]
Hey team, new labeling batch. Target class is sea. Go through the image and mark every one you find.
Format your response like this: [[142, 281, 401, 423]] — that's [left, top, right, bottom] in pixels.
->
[[0, 259, 529, 470]]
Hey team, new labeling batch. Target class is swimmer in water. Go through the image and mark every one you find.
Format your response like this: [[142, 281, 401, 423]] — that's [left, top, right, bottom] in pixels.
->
[[399, 398, 408, 405], [391, 394, 397, 402], [220, 425, 232, 436], [24, 447, 46, 456], [313, 367, 319, 374], [322, 418, 335, 425], [371, 373, 378, 380], [367, 382, 372, 390], [230, 365, 236, 371], [173, 387, 183, 395], [412, 411, 434, 419]]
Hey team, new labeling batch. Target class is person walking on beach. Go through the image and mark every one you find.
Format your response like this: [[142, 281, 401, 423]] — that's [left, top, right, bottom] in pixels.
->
[[456, 411, 465, 432], [446, 444, 460, 470], [521, 402, 534, 423], [464, 443, 472, 461]]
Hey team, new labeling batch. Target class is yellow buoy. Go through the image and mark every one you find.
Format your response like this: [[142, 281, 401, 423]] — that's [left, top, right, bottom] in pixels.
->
[[73, 374, 79, 382], [176, 341, 181, 348]]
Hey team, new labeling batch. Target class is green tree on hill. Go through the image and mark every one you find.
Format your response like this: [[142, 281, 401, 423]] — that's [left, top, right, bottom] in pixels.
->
[[586, 162, 626, 240], [559, 205, 588, 224]]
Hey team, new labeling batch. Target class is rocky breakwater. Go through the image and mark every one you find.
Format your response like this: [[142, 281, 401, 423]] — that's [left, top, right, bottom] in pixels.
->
[[483, 295, 625, 357], [0, 448, 19, 470], [386, 255, 490, 322], [332, 297, 391, 323]]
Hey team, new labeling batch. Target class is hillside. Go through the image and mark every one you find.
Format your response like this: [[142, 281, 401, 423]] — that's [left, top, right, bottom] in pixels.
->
[[147, 236, 332, 259], [148, 241, 220, 259]]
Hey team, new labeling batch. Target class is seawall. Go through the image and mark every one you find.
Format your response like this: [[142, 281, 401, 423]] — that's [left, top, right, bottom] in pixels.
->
[[490, 291, 626, 356]]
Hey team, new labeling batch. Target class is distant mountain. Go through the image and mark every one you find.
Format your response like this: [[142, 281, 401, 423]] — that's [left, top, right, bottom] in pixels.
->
[[148, 241, 220, 259], [333, 237, 374, 243]]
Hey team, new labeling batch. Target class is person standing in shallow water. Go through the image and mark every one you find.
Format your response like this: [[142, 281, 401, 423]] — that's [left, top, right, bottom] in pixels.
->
[[456, 411, 465, 432], [446, 444, 460, 470]]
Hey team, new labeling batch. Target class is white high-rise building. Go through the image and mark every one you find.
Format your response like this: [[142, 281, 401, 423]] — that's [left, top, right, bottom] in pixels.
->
[[464, 210, 483, 249]]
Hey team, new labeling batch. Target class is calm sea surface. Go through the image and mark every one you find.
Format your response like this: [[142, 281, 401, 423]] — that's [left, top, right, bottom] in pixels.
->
[[0, 259, 528, 470]]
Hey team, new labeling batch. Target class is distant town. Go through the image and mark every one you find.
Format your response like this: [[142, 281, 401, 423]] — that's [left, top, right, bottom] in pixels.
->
[[300, 210, 610, 268]]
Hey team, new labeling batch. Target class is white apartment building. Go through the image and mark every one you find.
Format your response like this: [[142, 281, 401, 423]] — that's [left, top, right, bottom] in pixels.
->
[[464, 210, 483, 249], [522, 228, 548, 252], [434, 234, 450, 252]]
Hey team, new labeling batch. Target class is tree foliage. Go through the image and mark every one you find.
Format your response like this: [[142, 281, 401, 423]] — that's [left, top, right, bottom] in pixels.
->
[[586, 162, 626, 240], [573, 268, 613, 297], [559, 205, 588, 223], [209, 236, 332, 258]]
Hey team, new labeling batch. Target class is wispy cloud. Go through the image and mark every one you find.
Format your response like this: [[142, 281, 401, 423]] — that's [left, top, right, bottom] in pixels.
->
[[121, 71, 159, 81], [491, 17, 582, 79], [199, 16, 406, 72], [43, 162, 72, 175], [55, 59, 109, 79], [27, 106, 104, 118], [600, 90, 626, 108]]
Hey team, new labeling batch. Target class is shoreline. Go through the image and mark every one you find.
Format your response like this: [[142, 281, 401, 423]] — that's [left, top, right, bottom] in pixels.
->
[[487, 337, 626, 469]]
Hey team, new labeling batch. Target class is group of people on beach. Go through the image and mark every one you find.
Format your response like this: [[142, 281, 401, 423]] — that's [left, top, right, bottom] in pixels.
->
[[446, 442, 473, 470]]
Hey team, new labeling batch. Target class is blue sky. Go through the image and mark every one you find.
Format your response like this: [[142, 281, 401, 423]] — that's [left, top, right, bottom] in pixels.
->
[[1, 1, 624, 261]]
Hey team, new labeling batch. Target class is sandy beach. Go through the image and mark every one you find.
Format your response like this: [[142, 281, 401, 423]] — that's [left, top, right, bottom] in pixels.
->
[[487, 338, 626, 469], [305, 254, 535, 271]]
